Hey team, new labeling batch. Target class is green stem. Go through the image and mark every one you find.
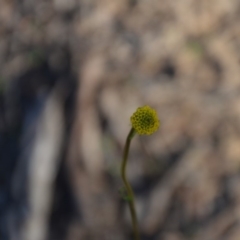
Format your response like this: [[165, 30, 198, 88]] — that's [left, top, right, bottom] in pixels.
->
[[121, 128, 140, 240]]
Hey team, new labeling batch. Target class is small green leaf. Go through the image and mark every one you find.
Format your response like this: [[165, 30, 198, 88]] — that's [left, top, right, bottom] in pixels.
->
[[118, 187, 132, 202]]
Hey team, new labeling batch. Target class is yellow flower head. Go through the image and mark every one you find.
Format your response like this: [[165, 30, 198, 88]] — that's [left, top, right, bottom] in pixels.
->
[[130, 106, 160, 135]]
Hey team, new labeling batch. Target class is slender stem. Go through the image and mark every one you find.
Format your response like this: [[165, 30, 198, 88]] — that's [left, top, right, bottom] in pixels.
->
[[121, 128, 140, 240]]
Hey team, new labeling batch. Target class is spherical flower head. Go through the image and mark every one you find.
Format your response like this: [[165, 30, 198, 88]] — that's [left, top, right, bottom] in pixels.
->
[[130, 106, 160, 135]]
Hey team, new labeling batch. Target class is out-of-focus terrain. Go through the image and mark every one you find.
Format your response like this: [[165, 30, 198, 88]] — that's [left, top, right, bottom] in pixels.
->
[[1, 0, 240, 240]]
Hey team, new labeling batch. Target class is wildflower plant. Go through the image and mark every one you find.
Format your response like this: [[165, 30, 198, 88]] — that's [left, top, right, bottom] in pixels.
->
[[121, 106, 160, 240]]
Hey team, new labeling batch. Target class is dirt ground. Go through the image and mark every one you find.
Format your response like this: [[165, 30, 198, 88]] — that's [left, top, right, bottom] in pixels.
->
[[1, 0, 240, 240]]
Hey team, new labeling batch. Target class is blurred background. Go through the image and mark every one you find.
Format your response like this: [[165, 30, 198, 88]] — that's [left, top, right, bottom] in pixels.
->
[[1, 0, 240, 240]]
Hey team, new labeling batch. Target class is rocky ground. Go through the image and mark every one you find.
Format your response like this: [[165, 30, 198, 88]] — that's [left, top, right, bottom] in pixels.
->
[[1, 0, 240, 240]]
